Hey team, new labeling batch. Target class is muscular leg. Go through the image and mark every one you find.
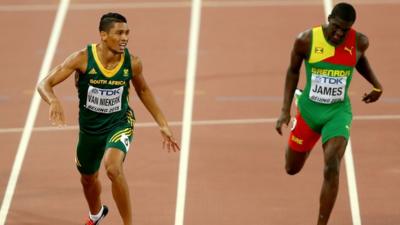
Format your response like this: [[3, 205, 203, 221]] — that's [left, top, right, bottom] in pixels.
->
[[104, 148, 132, 225], [317, 137, 347, 225], [81, 172, 102, 215], [285, 146, 310, 175]]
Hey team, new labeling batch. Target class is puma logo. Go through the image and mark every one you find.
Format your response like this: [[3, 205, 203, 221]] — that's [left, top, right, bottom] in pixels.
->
[[344, 46, 353, 55]]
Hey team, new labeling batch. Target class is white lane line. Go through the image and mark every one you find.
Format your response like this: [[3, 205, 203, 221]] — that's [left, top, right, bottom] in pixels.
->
[[354, 114, 400, 120], [1, 0, 399, 12], [175, 1, 202, 225], [344, 139, 362, 225], [0, 0, 70, 224], [1, 114, 399, 134], [323, 0, 333, 20], [322, 1, 362, 225]]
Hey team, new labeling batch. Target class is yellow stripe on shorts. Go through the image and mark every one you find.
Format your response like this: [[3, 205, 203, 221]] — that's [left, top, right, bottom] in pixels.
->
[[111, 130, 132, 143], [110, 128, 131, 142]]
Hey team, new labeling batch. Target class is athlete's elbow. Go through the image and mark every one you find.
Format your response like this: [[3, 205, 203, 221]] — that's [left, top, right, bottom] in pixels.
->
[[36, 79, 51, 101], [36, 80, 45, 95], [136, 87, 150, 98]]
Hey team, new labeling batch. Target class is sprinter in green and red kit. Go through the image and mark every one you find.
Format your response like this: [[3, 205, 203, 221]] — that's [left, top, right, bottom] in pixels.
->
[[37, 13, 179, 225], [275, 3, 382, 225]]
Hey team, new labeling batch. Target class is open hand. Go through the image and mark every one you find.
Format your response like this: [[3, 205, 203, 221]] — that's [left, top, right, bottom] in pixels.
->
[[160, 126, 180, 153], [49, 100, 66, 126]]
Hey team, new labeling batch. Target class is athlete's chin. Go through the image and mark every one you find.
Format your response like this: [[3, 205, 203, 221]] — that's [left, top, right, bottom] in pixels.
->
[[330, 36, 344, 46], [112, 48, 124, 54], [328, 39, 340, 46], [119, 45, 127, 51]]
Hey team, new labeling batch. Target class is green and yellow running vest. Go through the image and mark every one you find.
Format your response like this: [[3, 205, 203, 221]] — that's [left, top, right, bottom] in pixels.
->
[[76, 44, 134, 134]]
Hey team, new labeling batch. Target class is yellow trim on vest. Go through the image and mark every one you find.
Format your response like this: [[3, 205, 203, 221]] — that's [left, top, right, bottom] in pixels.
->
[[91, 44, 124, 78], [308, 26, 335, 63]]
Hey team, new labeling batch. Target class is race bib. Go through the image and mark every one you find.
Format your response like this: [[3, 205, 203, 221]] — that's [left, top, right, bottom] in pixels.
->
[[85, 85, 123, 113], [309, 74, 347, 104]]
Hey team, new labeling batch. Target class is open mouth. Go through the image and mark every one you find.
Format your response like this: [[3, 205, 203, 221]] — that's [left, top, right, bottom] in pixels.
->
[[119, 43, 127, 50]]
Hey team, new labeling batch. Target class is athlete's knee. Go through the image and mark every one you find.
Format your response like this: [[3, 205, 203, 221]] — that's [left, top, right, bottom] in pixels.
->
[[80, 173, 99, 186], [323, 138, 346, 180], [323, 137, 347, 154], [285, 147, 308, 175], [105, 163, 123, 181], [323, 159, 340, 181], [103, 148, 125, 181], [286, 168, 300, 175], [285, 162, 301, 175]]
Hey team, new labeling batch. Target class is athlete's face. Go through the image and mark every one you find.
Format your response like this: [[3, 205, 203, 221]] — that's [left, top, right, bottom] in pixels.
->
[[101, 22, 129, 54], [326, 16, 353, 46]]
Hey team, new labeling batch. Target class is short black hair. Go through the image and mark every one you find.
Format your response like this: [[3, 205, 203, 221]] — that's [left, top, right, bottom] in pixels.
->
[[99, 12, 127, 32], [331, 2, 356, 22]]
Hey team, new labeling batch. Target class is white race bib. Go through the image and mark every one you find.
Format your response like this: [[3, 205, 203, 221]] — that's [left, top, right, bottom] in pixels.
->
[[85, 85, 123, 113], [309, 74, 347, 104]]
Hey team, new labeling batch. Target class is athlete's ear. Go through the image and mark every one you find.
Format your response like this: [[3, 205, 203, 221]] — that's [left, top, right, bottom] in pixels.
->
[[327, 14, 333, 23], [100, 31, 108, 41]]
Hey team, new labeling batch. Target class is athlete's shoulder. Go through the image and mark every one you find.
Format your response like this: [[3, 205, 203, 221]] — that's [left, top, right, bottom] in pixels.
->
[[292, 28, 312, 57], [62, 48, 88, 73], [355, 31, 369, 53], [71, 48, 89, 73], [74, 48, 88, 61], [129, 54, 143, 75], [296, 28, 312, 43]]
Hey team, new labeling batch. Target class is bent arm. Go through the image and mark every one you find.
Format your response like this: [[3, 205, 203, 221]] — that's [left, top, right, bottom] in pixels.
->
[[37, 50, 86, 125], [355, 33, 383, 103], [281, 31, 310, 113], [355, 33, 382, 90], [281, 46, 303, 113], [276, 32, 309, 135], [37, 50, 86, 104]]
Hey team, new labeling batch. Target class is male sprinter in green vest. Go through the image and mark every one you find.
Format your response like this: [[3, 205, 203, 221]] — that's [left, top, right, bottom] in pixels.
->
[[275, 3, 382, 225], [37, 13, 179, 225]]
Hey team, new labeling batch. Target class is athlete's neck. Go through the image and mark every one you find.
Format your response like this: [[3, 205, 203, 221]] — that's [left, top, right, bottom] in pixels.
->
[[96, 43, 122, 70], [322, 24, 346, 47], [321, 25, 335, 46]]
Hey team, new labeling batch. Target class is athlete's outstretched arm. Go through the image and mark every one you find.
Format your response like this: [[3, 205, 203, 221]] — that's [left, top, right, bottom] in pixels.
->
[[131, 55, 180, 152], [275, 32, 309, 135], [355, 33, 383, 103], [37, 50, 86, 126]]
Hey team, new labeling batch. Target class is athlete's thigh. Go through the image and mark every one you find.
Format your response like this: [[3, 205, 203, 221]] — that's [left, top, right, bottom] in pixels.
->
[[103, 148, 126, 171], [76, 131, 108, 175], [321, 108, 352, 144], [105, 124, 134, 154], [285, 145, 310, 173], [288, 110, 321, 153]]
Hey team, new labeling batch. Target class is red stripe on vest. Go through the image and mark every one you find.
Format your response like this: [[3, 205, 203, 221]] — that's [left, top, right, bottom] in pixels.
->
[[324, 29, 357, 67]]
